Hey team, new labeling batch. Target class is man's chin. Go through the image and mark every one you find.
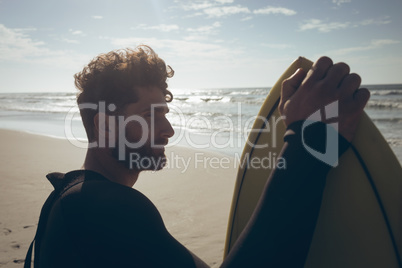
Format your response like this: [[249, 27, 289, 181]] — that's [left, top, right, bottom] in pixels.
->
[[150, 154, 167, 171], [126, 152, 167, 171]]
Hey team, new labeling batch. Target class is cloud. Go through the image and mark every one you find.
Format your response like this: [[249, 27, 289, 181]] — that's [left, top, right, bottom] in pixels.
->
[[359, 17, 391, 26], [186, 21, 221, 35], [91, 15, 103, 19], [181, 1, 215, 11], [332, 0, 351, 6], [177, 1, 296, 19], [134, 24, 179, 32], [61, 38, 80, 44], [328, 39, 400, 56], [299, 19, 350, 32], [253, 6, 297, 16], [0, 24, 89, 68], [176, 1, 250, 18], [109, 36, 243, 62], [261, 43, 293, 49], [299, 17, 393, 33], [215, 0, 234, 3], [0, 24, 45, 60], [240, 16, 253, 21], [69, 29, 86, 36], [203, 5, 251, 18], [184, 22, 221, 41], [370, 39, 399, 47]]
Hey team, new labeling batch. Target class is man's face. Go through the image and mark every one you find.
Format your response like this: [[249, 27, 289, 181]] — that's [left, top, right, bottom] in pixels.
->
[[113, 86, 174, 171]]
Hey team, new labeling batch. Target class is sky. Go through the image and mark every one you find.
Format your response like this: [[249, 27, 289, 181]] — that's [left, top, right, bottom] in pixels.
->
[[0, 0, 401, 93]]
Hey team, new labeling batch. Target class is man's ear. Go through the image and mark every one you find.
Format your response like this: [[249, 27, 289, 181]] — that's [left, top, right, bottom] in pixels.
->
[[93, 113, 116, 146]]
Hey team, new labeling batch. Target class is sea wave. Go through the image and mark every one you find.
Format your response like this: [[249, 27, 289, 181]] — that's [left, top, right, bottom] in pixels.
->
[[173, 95, 266, 105], [0, 105, 78, 114], [200, 97, 224, 102], [367, 100, 402, 110], [371, 90, 402, 96], [387, 138, 402, 147], [372, 118, 402, 125]]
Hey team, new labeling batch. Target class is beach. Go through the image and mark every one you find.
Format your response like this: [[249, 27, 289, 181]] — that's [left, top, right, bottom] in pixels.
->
[[0, 85, 401, 267], [0, 129, 237, 267]]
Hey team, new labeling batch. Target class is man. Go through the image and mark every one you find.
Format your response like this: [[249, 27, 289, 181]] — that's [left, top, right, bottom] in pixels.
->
[[26, 45, 369, 267]]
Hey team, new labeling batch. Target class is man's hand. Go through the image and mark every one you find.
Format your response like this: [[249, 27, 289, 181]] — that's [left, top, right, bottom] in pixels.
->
[[278, 56, 370, 142]]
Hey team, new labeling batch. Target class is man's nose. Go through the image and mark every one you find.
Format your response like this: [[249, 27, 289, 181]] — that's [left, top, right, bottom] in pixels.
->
[[161, 117, 175, 139]]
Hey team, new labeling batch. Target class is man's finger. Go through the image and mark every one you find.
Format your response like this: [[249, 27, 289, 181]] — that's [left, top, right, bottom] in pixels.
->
[[304, 56, 333, 84], [325, 62, 350, 88], [339, 73, 361, 97], [353, 88, 370, 109], [281, 68, 306, 102]]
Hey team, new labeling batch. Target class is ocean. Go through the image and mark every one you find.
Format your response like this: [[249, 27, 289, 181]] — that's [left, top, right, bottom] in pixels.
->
[[0, 85, 401, 162]]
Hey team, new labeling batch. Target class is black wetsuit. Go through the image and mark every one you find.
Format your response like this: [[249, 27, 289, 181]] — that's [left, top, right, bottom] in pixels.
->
[[28, 121, 349, 268]]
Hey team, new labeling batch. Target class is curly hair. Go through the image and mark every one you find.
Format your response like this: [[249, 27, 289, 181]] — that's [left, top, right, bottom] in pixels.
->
[[74, 45, 174, 141]]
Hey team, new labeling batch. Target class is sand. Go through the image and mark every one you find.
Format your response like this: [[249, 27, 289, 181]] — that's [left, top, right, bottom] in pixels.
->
[[0, 129, 237, 267]]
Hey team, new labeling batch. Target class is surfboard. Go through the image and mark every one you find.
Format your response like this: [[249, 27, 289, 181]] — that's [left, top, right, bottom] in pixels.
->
[[224, 57, 402, 267]]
